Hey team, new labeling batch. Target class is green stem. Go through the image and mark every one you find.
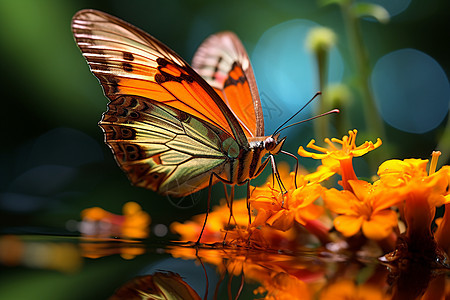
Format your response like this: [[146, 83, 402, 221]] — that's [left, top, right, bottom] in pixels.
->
[[314, 48, 329, 141], [340, 2, 385, 140]]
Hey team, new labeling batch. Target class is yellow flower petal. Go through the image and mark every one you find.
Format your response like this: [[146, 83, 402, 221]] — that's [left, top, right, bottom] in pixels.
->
[[299, 130, 382, 162], [295, 204, 324, 225], [361, 210, 397, 240], [291, 184, 324, 208], [334, 215, 363, 237], [303, 164, 337, 183], [252, 208, 271, 228], [348, 180, 372, 203], [323, 188, 357, 215], [266, 210, 294, 231]]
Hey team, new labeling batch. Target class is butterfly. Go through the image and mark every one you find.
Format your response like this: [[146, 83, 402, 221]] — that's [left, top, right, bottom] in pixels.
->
[[71, 9, 291, 241]]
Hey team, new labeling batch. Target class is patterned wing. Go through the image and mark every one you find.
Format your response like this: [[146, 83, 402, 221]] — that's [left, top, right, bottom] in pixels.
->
[[71, 9, 248, 147], [100, 95, 234, 197], [192, 32, 264, 138]]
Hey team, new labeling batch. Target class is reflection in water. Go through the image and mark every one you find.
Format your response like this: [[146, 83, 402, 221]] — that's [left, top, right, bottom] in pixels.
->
[[109, 272, 201, 300], [0, 235, 82, 273], [0, 235, 449, 299]]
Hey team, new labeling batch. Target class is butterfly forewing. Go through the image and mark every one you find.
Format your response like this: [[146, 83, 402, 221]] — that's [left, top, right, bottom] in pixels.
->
[[101, 95, 233, 196], [192, 32, 264, 138], [71, 9, 248, 147]]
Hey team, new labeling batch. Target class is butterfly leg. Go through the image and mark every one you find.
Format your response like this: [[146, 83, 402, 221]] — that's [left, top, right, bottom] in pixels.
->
[[281, 150, 299, 189], [197, 172, 235, 245], [223, 184, 235, 244], [246, 180, 251, 226], [269, 155, 287, 195], [196, 173, 216, 245], [245, 180, 255, 246]]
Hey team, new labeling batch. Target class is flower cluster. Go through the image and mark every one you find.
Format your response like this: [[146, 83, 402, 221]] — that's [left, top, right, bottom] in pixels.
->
[[172, 130, 450, 262], [76, 129, 450, 299]]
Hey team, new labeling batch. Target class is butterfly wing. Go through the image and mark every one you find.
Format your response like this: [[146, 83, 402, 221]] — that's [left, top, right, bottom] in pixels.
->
[[71, 9, 248, 147], [101, 95, 234, 196], [71, 9, 250, 196], [192, 32, 264, 138]]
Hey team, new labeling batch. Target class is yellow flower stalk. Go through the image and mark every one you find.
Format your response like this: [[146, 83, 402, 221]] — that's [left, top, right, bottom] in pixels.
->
[[298, 129, 381, 191]]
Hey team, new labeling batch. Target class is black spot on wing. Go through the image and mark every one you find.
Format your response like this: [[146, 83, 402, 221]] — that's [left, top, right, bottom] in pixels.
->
[[123, 52, 134, 61], [155, 58, 194, 84], [156, 57, 169, 67], [214, 56, 222, 73], [122, 62, 133, 72], [154, 73, 166, 84], [129, 98, 138, 108], [223, 62, 246, 88]]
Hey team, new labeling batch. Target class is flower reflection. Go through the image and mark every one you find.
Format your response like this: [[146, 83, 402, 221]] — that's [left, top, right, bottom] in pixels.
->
[[0, 235, 82, 273], [319, 279, 389, 300], [80, 237, 145, 260], [167, 246, 324, 300]]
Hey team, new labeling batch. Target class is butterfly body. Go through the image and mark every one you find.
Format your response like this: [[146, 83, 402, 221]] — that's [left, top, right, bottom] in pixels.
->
[[72, 10, 285, 198]]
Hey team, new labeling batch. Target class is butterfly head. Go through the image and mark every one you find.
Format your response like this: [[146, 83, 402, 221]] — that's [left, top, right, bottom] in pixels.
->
[[263, 133, 286, 155]]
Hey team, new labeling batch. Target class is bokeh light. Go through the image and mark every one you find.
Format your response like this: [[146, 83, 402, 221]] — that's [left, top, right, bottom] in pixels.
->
[[363, 0, 411, 18], [371, 48, 450, 133], [251, 19, 344, 133]]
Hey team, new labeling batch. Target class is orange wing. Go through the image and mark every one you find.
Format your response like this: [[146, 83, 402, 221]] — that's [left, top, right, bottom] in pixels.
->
[[192, 32, 264, 138], [71, 10, 248, 147]]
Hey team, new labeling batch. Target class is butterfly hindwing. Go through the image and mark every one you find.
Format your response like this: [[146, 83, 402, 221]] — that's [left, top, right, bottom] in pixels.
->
[[100, 95, 235, 196], [192, 32, 264, 138]]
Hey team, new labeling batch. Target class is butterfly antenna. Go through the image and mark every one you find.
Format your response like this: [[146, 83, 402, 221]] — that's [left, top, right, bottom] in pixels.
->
[[272, 92, 322, 136], [275, 109, 340, 134]]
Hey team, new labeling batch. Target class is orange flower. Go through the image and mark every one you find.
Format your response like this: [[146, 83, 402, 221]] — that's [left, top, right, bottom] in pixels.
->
[[80, 201, 151, 239], [249, 165, 329, 244], [298, 129, 382, 191], [171, 198, 250, 244], [378, 151, 450, 256], [170, 197, 299, 250], [323, 179, 401, 240], [171, 164, 329, 248]]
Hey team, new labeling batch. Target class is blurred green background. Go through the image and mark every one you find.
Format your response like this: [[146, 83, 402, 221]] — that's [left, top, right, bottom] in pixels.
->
[[0, 0, 449, 243]]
